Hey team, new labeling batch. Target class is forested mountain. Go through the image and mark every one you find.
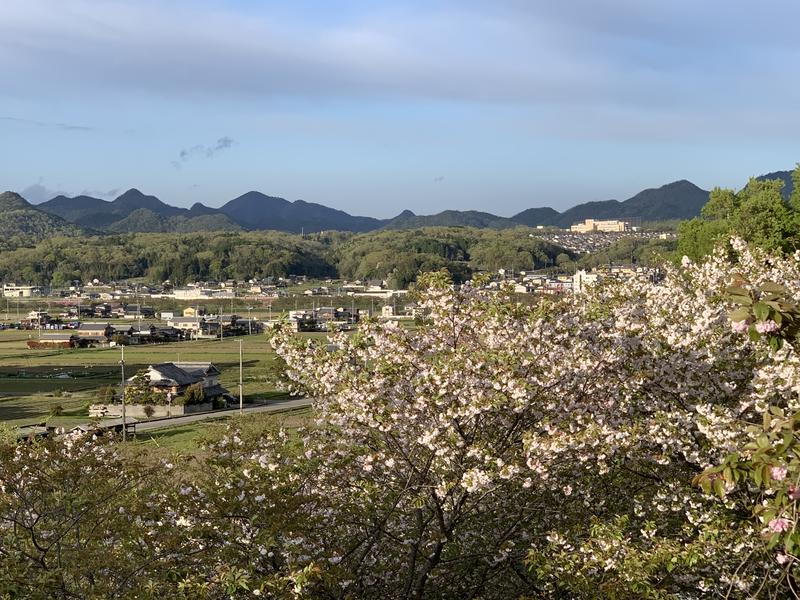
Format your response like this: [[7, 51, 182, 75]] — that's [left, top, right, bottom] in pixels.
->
[[757, 170, 795, 199], [511, 180, 710, 227], [510, 206, 561, 227], [0, 191, 87, 250], [38, 189, 240, 232], [106, 208, 241, 233], [18, 170, 795, 236], [40, 189, 179, 226], [0, 191, 32, 212], [381, 209, 518, 230], [217, 191, 384, 233], [29, 180, 713, 235]]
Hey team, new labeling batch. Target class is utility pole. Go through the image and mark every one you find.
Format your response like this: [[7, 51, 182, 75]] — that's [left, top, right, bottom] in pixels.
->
[[247, 306, 252, 335], [120, 345, 127, 442], [238, 339, 243, 415]]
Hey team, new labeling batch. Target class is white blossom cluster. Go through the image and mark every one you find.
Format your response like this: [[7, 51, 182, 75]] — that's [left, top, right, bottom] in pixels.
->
[[265, 240, 800, 596]]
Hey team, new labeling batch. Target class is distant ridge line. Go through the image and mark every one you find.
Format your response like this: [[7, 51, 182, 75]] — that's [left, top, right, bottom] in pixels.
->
[[10, 168, 794, 234]]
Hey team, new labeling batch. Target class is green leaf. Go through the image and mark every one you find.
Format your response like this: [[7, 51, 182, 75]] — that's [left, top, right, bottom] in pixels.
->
[[726, 286, 752, 302], [729, 307, 751, 323], [754, 302, 770, 321], [761, 281, 787, 295], [762, 464, 772, 487]]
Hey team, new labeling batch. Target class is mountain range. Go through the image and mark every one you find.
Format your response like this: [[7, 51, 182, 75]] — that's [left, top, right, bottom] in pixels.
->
[[1, 170, 795, 241]]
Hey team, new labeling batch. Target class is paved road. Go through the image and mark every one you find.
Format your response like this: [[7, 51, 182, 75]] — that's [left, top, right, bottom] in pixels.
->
[[130, 397, 313, 433]]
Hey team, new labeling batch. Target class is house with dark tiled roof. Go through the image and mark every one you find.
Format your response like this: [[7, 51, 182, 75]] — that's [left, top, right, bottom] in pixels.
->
[[140, 362, 228, 401]]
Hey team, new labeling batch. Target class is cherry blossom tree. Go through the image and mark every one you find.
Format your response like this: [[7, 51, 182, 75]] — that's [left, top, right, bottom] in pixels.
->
[[267, 248, 800, 597], [5, 239, 800, 597]]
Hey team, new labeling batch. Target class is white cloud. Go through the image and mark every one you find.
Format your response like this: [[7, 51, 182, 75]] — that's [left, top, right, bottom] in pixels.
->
[[20, 180, 68, 203], [1, 0, 799, 142]]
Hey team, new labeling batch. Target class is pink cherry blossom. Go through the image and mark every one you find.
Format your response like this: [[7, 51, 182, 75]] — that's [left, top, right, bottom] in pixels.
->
[[768, 518, 791, 533], [731, 320, 749, 334], [770, 466, 788, 481], [755, 320, 780, 334]]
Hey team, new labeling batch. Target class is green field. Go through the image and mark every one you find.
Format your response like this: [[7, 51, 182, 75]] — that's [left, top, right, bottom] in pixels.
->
[[0, 329, 325, 428], [131, 406, 312, 453]]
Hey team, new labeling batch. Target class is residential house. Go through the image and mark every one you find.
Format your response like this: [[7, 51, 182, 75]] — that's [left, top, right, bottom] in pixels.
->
[[123, 305, 155, 319], [167, 316, 219, 338], [23, 311, 50, 327], [93, 303, 113, 318], [151, 326, 184, 342], [77, 322, 115, 345], [140, 362, 229, 402], [29, 332, 78, 348], [182, 307, 206, 318]]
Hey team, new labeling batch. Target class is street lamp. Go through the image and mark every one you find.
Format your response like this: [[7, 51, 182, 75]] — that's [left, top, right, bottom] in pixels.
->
[[119, 345, 127, 442], [238, 339, 243, 415]]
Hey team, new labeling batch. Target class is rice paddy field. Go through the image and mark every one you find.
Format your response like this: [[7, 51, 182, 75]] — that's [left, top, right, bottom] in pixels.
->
[[0, 328, 322, 429]]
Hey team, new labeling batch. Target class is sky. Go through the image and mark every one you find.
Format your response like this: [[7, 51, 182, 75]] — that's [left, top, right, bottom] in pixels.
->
[[2, 0, 800, 218]]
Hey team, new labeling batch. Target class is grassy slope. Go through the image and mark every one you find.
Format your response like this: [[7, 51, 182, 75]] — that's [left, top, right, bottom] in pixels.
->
[[132, 406, 311, 453]]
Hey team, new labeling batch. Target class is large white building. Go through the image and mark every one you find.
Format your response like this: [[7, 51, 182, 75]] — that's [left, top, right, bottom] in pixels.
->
[[570, 219, 629, 233], [3, 283, 44, 298], [172, 287, 234, 300]]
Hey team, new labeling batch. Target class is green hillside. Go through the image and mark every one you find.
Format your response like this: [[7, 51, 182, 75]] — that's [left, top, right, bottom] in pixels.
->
[[0, 192, 87, 250]]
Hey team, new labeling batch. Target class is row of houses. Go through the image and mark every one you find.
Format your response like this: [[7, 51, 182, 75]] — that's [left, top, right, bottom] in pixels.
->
[[28, 322, 187, 349], [488, 264, 657, 296], [166, 314, 261, 338]]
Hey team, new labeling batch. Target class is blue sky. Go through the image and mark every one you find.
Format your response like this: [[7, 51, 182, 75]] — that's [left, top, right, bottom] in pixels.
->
[[2, 0, 799, 218]]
